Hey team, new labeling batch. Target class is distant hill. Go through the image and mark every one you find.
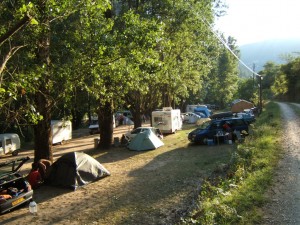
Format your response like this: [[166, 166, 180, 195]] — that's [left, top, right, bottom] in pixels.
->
[[238, 38, 300, 77]]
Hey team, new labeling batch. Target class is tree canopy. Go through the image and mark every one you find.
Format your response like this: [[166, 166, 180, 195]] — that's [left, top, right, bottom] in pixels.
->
[[0, 0, 246, 161]]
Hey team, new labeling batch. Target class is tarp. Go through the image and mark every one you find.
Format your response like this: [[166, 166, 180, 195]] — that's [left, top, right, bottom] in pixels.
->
[[128, 130, 164, 151], [231, 100, 254, 113], [46, 152, 110, 190], [194, 107, 211, 117]]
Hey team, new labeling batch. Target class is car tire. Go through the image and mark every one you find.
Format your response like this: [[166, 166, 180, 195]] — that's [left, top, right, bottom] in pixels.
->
[[12, 150, 19, 156]]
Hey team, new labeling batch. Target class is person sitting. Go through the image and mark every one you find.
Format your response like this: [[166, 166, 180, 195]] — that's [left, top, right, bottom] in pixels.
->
[[37, 159, 53, 180], [223, 122, 233, 141], [27, 163, 43, 189], [223, 122, 231, 132]]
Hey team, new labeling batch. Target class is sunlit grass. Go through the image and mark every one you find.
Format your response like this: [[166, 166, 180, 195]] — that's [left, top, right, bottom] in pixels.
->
[[182, 102, 283, 224]]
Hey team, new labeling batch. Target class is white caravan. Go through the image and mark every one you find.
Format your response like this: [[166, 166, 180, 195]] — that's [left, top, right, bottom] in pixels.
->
[[152, 107, 182, 134], [51, 120, 72, 144], [0, 133, 21, 156]]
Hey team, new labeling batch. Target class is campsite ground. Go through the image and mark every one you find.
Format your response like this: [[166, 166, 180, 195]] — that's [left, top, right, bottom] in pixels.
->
[[2, 102, 299, 225], [0, 122, 236, 225]]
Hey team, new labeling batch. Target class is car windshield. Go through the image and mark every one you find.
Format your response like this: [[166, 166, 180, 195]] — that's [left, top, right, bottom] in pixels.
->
[[197, 121, 211, 129]]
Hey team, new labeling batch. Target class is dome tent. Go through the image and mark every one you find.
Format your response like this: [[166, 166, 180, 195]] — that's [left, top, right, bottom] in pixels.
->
[[128, 129, 164, 151], [46, 152, 110, 190]]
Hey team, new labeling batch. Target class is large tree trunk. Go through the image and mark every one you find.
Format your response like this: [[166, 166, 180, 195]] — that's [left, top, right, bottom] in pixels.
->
[[33, 1, 53, 162], [131, 92, 142, 128], [98, 100, 114, 149], [34, 90, 53, 162]]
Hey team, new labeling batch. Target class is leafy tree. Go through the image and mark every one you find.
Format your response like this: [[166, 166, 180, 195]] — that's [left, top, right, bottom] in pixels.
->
[[0, 1, 111, 161], [205, 36, 239, 108], [259, 61, 280, 100], [236, 78, 256, 103], [0, 1, 41, 134], [280, 57, 300, 101], [271, 73, 288, 99]]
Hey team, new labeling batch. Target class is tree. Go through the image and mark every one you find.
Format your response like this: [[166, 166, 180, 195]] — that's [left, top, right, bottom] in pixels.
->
[[0, 1, 111, 161], [0, 1, 41, 133], [205, 36, 239, 108], [280, 57, 300, 101]]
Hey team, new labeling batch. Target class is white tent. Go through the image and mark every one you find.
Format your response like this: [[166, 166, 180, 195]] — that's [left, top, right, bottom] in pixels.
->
[[128, 130, 164, 151]]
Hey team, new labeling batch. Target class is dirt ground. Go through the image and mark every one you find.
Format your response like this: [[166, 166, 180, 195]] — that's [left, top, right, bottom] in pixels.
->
[[261, 102, 300, 225], [0, 122, 235, 225], [2, 102, 299, 225]]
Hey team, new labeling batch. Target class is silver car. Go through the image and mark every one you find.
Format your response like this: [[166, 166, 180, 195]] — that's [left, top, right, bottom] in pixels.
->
[[124, 127, 163, 141]]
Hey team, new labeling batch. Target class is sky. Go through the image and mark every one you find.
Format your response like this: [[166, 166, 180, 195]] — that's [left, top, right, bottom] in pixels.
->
[[214, 0, 300, 46]]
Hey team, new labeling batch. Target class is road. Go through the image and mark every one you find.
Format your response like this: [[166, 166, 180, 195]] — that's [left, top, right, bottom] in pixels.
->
[[262, 102, 300, 224]]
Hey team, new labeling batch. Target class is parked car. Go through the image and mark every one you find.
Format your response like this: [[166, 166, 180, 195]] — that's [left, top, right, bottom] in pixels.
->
[[235, 112, 256, 124], [210, 111, 233, 120], [124, 127, 163, 141], [89, 120, 100, 135], [0, 157, 33, 214], [181, 112, 202, 124], [188, 117, 249, 144], [89, 115, 117, 135]]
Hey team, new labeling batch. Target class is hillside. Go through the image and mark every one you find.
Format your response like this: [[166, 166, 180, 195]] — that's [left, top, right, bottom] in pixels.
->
[[239, 38, 300, 77]]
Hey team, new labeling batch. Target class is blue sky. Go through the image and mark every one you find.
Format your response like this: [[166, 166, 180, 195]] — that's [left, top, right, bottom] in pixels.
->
[[214, 0, 300, 45]]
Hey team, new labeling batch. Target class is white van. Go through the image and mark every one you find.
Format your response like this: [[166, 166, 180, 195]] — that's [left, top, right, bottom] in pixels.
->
[[0, 133, 21, 156], [152, 107, 182, 134], [51, 120, 72, 144]]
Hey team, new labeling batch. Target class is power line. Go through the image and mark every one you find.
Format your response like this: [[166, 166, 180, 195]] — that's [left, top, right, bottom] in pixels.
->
[[201, 16, 260, 77]]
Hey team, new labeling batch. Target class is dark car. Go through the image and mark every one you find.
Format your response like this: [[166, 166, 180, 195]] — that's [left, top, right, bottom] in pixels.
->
[[188, 117, 249, 144], [0, 157, 33, 213]]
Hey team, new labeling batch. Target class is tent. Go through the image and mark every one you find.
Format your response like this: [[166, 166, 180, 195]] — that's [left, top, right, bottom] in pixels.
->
[[46, 152, 110, 190], [128, 130, 164, 151], [231, 99, 254, 113]]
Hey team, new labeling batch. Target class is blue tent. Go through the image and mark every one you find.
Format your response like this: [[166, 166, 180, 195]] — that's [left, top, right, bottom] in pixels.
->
[[194, 107, 211, 118]]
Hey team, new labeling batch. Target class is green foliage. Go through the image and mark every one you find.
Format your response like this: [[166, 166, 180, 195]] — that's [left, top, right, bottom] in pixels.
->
[[183, 102, 282, 224], [236, 78, 257, 103], [204, 36, 240, 107]]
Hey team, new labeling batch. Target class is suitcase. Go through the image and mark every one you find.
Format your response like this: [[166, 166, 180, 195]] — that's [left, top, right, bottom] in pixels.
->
[[0, 156, 33, 213]]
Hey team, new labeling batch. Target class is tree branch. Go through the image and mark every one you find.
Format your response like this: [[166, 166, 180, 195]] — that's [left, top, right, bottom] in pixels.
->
[[0, 45, 26, 86], [0, 13, 32, 47]]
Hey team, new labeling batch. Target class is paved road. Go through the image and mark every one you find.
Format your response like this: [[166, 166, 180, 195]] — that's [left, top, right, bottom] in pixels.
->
[[262, 102, 300, 224]]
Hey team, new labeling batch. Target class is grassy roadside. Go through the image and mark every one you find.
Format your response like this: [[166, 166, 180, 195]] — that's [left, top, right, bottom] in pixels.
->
[[181, 102, 283, 224]]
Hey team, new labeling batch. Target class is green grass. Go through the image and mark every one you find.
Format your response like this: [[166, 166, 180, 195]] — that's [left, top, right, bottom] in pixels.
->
[[86, 123, 239, 224], [181, 102, 283, 225]]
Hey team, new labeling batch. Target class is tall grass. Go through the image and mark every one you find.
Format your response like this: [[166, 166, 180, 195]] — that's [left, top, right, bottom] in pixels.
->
[[181, 102, 283, 224]]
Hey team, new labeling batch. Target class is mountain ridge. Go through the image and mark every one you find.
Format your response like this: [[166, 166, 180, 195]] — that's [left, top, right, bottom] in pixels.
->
[[238, 38, 300, 77]]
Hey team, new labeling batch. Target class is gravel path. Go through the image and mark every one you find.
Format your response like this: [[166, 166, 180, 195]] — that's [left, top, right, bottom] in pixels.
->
[[262, 102, 300, 225]]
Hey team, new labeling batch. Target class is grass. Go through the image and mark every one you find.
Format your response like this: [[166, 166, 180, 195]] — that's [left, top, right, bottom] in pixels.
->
[[82, 123, 239, 224], [181, 102, 283, 224]]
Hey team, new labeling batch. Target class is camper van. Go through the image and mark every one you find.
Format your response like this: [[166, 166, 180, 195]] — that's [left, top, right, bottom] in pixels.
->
[[152, 107, 182, 134], [0, 133, 20, 156], [51, 120, 72, 144], [88, 115, 116, 134]]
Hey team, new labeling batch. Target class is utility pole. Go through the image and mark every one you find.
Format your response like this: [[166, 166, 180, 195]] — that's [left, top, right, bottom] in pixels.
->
[[252, 63, 255, 88], [259, 75, 263, 112], [256, 74, 263, 115]]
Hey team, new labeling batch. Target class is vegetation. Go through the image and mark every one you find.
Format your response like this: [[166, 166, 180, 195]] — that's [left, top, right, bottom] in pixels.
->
[[238, 54, 300, 106], [181, 102, 282, 224], [1, 0, 242, 162]]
